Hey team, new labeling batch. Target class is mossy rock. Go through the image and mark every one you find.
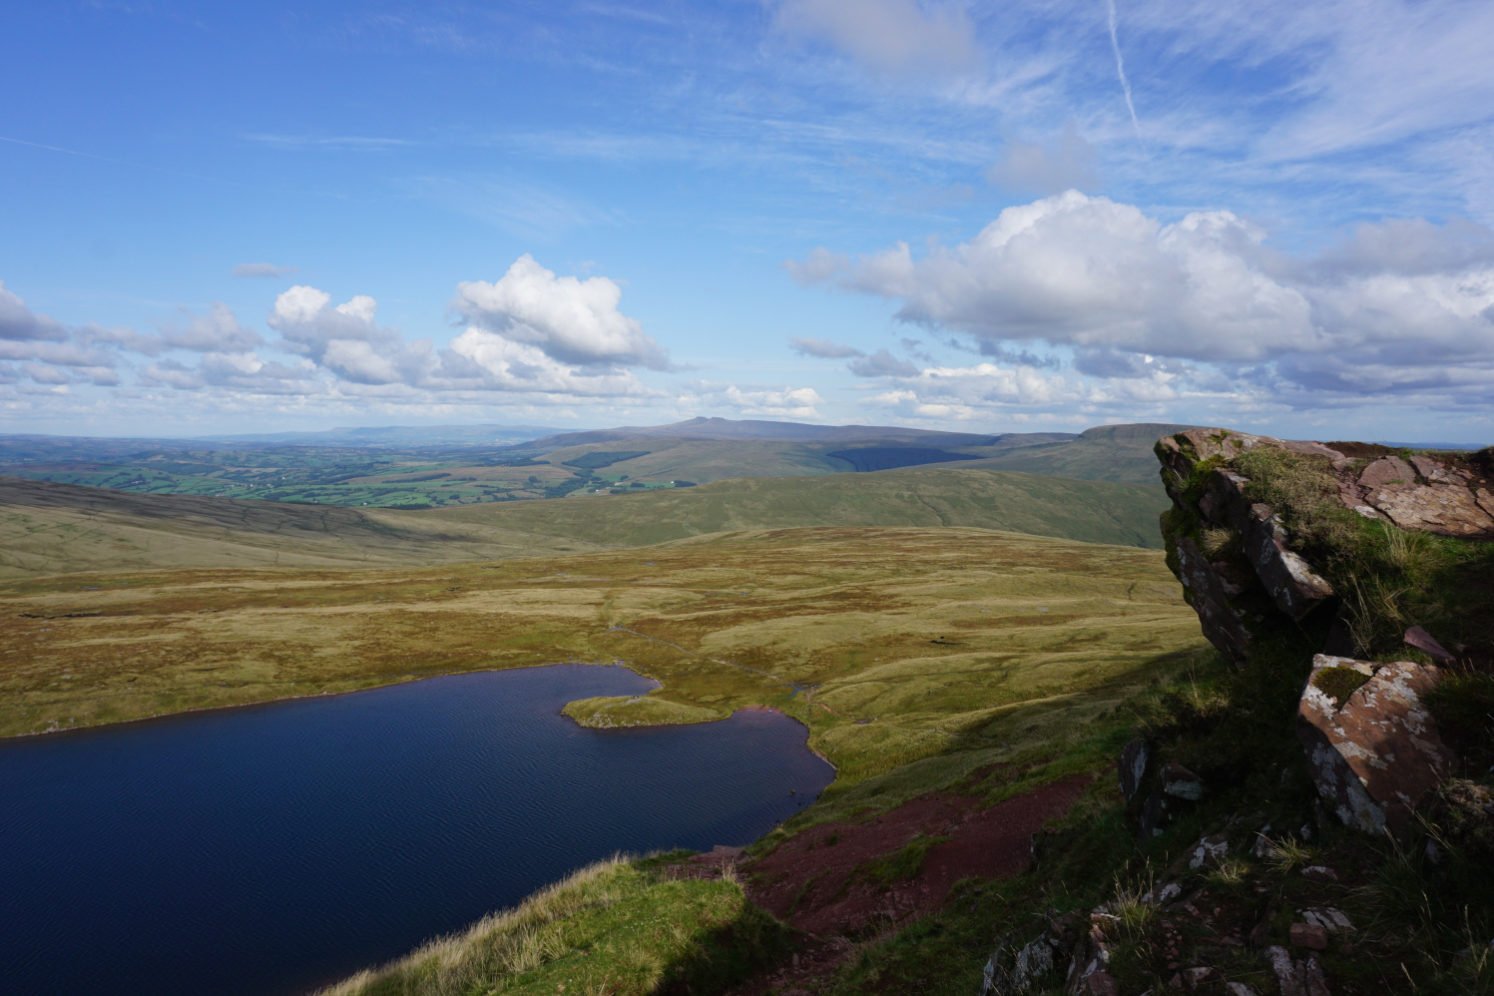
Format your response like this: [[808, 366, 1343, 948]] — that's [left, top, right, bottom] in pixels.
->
[[1312, 666, 1372, 708]]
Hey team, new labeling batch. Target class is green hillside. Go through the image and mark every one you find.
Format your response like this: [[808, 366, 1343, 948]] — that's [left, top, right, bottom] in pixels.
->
[[0, 458, 1166, 579], [962, 422, 1197, 484], [435, 465, 1167, 549], [0, 477, 582, 578], [0, 419, 1179, 510]]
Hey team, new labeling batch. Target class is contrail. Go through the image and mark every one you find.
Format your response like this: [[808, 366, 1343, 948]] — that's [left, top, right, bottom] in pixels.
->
[[1105, 0, 1143, 144]]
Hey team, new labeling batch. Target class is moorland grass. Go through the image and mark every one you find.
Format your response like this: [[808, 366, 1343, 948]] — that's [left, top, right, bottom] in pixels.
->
[[320, 854, 787, 996], [0, 464, 1166, 580], [0, 527, 1201, 788], [0, 490, 1213, 994]]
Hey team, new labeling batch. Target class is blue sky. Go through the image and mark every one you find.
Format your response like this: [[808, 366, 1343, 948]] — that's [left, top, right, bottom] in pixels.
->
[[2, 0, 1492, 442]]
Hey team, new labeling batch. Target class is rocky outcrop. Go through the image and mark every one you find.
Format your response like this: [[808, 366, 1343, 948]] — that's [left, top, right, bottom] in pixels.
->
[[1354, 453, 1494, 536], [1155, 429, 1489, 836], [1156, 430, 1351, 664], [1298, 654, 1454, 833]]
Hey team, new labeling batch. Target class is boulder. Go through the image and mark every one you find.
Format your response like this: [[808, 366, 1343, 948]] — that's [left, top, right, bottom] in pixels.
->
[[1355, 454, 1494, 538], [1297, 654, 1454, 833]]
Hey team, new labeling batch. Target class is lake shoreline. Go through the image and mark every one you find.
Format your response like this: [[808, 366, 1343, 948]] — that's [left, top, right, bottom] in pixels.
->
[[6, 660, 842, 774]]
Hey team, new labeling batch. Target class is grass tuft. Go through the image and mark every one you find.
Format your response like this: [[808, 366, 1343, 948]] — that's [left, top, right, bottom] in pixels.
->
[[320, 853, 787, 996]]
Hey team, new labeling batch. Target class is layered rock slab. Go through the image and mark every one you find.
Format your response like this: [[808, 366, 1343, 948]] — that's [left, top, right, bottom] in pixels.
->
[[1297, 654, 1454, 834]]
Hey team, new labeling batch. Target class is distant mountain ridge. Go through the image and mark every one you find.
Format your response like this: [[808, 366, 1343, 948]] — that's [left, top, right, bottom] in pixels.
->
[[520, 415, 1058, 448]]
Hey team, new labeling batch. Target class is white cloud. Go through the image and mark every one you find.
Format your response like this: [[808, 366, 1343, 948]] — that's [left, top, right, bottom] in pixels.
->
[[452, 255, 669, 370], [162, 302, 264, 352], [0, 282, 67, 342], [440, 328, 650, 397], [794, 191, 1494, 401], [773, 0, 976, 77], [0, 338, 116, 369], [268, 285, 434, 386], [721, 384, 823, 418], [790, 336, 861, 358], [847, 349, 919, 378]]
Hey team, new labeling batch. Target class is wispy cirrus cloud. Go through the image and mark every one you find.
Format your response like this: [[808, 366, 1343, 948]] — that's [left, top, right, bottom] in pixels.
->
[[242, 133, 412, 151]]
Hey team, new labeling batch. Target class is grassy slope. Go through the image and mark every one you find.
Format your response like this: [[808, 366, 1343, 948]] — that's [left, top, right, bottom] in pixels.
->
[[963, 422, 1196, 485], [436, 466, 1167, 550], [0, 465, 1165, 578], [0, 527, 1198, 780], [0, 477, 591, 578], [322, 856, 787, 996], [3, 520, 1201, 992], [532, 429, 1082, 485]]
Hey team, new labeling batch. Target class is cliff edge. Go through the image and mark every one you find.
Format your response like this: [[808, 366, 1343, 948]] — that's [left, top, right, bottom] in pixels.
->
[[983, 429, 1494, 995]]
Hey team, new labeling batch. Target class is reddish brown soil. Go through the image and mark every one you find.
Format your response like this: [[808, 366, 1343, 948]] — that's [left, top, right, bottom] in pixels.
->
[[748, 774, 1090, 937], [723, 774, 1091, 992]]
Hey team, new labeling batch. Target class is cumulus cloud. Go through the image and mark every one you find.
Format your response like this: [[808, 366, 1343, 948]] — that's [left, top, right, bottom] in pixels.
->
[[232, 262, 296, 279], [790, 335, 924, 378], [847, 348, 919, 377], [731, 384, 822, 417], [773, 0, 976, 76], [790, 336, 861, 358], [719, 384, 823, 418], [452, 255, 669, 370], [794, 191, 1494, 400], [0, 282, 67, 342], [863, 355, 1209, 425], [0, 338, 116, 369], [143, 352, 319, 395], [438, 329, 649, 397], [162, 302, 264, 352], [268, 285, 434, 386]]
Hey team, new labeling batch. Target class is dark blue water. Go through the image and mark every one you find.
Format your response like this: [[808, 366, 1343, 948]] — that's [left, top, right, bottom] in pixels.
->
[[0, 665, 834, 995]]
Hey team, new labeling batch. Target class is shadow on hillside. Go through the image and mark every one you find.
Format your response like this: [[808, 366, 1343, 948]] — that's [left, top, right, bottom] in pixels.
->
[[649, 644, 1222, 992]]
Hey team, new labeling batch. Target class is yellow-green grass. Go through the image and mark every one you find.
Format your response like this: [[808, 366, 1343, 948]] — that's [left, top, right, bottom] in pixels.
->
[[320, 854, 785, 996], [962, 422, 1194, 486], [0, 477, 594, 578], [0, 465, 1163, 581], [0, 526, 1201, 788], [435, 465, 1167, 550], [562, 694, 725, 728]]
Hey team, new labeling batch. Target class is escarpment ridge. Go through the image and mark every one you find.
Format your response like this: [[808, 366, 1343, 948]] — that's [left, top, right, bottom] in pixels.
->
[[982, 428, 1493, 994], [1154, 427, 1491, 833]]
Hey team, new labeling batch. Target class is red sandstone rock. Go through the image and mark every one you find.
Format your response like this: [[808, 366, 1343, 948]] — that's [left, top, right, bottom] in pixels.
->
[[1298, 654, 1454, 834]]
